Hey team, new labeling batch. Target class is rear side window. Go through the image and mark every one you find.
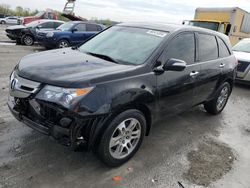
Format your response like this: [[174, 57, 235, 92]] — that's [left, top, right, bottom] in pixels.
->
[[39, 22, 54, 28], [86, 24, 99, 31], [74, 24, 86, 32], [165, 33, 195, 65], [198, 34, 218, 61], [217, 37, 230, 57]]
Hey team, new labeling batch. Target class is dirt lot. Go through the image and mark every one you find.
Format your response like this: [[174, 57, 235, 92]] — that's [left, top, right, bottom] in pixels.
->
[[0, 24, 250, 188]]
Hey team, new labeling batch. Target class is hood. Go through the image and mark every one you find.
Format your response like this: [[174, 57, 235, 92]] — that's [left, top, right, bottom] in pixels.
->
[[6, 25, 26, 30], [233, 51, 250, 62], [17, 48, 136, 88]]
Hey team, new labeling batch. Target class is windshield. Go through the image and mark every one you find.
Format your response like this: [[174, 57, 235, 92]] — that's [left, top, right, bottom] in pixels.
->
[[233, 40, 250, 53], [187, 21, 219, 31], [25, 20, 41, 28], [57, 22, 74, 31], [35, 11, 45, 17], [79, 26, 167, 65]]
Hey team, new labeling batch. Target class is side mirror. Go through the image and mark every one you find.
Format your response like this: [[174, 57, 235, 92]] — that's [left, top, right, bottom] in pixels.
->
[[72, 28, 77, 33], [163, 58, 187, 71]]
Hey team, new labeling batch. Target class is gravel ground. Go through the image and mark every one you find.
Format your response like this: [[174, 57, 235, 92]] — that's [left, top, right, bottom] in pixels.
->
[[0, 24, 250, 188]]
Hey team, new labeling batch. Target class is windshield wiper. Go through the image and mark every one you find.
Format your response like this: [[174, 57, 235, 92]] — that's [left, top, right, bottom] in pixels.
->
[[86, 52, 120, 64]]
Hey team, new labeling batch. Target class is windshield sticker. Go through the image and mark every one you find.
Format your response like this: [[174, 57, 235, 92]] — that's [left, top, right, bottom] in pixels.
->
[[146, 30, 167, 38]]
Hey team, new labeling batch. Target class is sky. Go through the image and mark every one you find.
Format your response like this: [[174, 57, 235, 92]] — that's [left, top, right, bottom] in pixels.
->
[[2, 0, 250, 23]]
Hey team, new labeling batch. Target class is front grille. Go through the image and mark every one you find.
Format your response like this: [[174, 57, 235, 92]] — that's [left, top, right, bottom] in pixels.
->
[[237, 60, 250, 72], [10, 72, 41, 98]]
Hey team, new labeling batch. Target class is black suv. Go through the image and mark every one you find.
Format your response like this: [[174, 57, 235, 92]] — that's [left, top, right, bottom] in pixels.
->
[[8, 23, 237, 166]]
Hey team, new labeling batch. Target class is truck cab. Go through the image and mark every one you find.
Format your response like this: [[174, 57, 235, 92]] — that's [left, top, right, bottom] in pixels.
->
[[183, 20, 232, 36]]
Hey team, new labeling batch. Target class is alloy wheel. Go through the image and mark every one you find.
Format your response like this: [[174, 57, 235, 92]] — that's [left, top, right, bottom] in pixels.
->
[[109, 118, 141, 159], [216, 86, 229, 111], [58, 41, 69, 48], [23, 36, 33, 46]]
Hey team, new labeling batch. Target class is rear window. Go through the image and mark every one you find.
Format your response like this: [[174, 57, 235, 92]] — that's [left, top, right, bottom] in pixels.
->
[[86, 24, 99, 31], [198, 34, 218, 61], [218, 37, 230, 58]]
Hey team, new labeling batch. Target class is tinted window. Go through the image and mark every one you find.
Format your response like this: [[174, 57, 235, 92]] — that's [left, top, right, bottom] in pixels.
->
[[54, 22, 63, 29], [198, 34, 218, 61], [165, 33, 195, 65], [86, 24, 98, 31], [74, 24, 86, 32], [79, 26, 167, 65], [218, 37, 230, 57], [39, 22, 54, 28]]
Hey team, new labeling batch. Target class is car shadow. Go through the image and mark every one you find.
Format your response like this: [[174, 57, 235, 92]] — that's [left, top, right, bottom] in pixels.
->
[[1, 106, 226, 187]]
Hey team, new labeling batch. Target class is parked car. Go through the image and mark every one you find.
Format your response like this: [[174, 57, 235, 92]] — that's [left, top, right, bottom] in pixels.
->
[[0, 14, 11, 19], [18, 10, 58, 25], [38, 21, 105, 49], [0, 16, 19, 25], [5, 19, 64, 45], [8, 23, 237, 167], [233, 38, 250, 84]]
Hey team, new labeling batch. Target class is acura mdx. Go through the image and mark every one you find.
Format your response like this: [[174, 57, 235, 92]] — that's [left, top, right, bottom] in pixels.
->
[[8, 23, 237, 166]]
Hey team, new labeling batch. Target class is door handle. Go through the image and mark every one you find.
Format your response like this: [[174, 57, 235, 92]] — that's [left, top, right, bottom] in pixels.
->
[[219, 63, 225, 68], [190, 71, 199, 77]]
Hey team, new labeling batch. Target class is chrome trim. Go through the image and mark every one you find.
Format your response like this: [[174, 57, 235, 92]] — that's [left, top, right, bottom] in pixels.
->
[[9, 72, 41, 98]]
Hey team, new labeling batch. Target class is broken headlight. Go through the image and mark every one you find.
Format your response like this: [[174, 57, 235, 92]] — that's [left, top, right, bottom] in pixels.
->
[[36, 85, 94, 108]]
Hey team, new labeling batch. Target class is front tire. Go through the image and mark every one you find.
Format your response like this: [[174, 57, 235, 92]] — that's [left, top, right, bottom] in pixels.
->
[[97, 109, 146, 167], [204, 82, 231, 115], [21, 35, 34, 46], [1, 20, 6, 24]]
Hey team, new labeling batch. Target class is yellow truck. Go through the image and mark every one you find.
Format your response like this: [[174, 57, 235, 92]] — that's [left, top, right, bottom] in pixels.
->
[[183, 7, 250, 45]]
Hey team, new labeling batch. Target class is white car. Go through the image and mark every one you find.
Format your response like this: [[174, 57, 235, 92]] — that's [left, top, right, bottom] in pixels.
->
[[0, 16, 19, 25], [233, 38, 250, 84]]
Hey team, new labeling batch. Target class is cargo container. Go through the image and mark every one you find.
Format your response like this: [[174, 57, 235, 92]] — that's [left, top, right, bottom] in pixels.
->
[[183, 7, 250, 45]]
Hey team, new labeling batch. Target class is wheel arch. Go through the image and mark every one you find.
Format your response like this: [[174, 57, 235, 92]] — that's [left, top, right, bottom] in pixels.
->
[[90, 102, 152, 150]]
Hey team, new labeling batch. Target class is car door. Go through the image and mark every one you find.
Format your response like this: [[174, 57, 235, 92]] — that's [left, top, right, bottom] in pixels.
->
[[5, 17, 12, 24], [193, 33, 222, 104], [85, 24, 100, 39], [71, 23, 86, 45], [156, 32, 201, 115]]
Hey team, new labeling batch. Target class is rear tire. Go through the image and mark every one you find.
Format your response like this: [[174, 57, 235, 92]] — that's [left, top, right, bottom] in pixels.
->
[[21, 35, 34, 46], [1, 20, 6, 24], [97, 109, 146, 167], [204, 82, 231, 115]]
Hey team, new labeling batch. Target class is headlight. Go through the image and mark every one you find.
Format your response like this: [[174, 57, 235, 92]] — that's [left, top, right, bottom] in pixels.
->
[[36, 85, 94, 108], [46, 32, 54, 38]]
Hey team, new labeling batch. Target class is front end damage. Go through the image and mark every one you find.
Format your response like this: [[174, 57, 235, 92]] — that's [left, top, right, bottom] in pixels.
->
[[8, 73, 107, 150]]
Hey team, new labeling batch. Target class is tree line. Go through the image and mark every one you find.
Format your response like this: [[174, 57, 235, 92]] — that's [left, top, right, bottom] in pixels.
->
[[0, 4, 39, 16], [0, 3, 117, 25]]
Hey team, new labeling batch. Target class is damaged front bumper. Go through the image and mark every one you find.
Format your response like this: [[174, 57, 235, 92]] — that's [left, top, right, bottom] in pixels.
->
[[8, 96, 107, 150]]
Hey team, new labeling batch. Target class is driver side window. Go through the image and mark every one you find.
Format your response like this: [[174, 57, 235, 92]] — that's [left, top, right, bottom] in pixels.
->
[[164, 33, 195, 65]]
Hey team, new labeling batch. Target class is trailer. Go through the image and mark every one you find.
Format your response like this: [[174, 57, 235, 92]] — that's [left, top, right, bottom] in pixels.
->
[[183, 7, 250, 45]]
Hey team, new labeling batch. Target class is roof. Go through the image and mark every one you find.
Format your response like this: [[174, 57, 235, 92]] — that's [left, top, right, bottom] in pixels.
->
[[118, 22, 184, 32], [188, 19, 226, 23], [196, 7, 249, 13], [35, 19, 65, 23], [118, 22, 224, 35], [117, 22, 231, 45]]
